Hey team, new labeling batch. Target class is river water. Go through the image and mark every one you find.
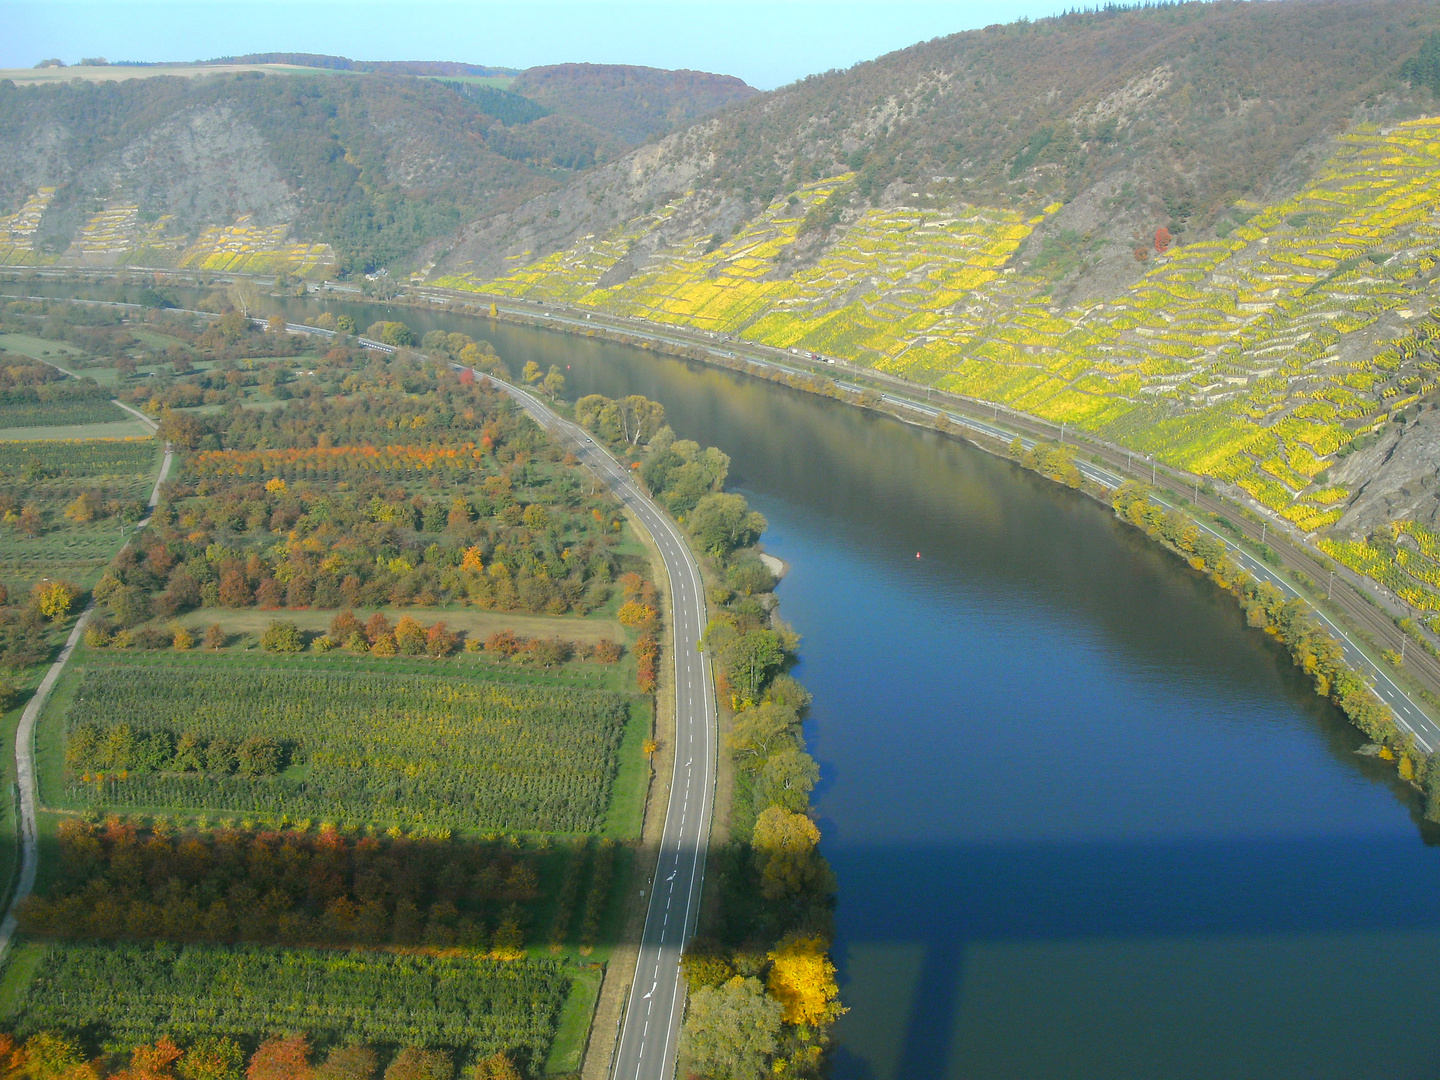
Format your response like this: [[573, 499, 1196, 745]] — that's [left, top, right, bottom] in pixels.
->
[[28, 283, 1440, 1078]]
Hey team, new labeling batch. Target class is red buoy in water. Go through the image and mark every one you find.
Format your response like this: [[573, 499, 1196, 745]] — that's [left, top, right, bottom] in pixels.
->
[[916, 552, 922, 559]]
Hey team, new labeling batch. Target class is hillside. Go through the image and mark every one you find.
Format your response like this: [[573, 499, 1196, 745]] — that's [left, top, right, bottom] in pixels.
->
[[510, 63, 758, 145], [0, 73, 558, 277], [427, 0, 1440, 627], [0, 59, 756, 277]]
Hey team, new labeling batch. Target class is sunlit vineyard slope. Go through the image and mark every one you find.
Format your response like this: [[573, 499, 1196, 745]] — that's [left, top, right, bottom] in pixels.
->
[[429, 0, 1440, 622]]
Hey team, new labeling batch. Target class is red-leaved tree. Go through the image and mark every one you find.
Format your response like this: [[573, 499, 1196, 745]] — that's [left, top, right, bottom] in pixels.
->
[[247, 1035, 313, 1080]]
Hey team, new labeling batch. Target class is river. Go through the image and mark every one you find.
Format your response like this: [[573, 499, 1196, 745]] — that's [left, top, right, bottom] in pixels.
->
[[25, 282, 1440, 1078]]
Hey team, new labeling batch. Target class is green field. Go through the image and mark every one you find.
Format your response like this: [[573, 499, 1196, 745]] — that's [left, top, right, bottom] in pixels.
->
[[0, 399, 126, 429], [546, 967, 602, 1074], [3, 941, 570, 1070], [51, 662, 640, 834], [0, 334, 84, 363], [0, 419, 149, 440]]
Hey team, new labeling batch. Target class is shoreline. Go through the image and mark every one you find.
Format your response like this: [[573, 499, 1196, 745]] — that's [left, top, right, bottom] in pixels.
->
[[758, 551, 787, 580], [11, 278, 1437, 795]]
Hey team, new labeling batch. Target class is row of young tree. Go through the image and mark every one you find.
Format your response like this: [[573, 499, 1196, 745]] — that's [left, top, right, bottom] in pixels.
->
[[20, 818, 561, 953]]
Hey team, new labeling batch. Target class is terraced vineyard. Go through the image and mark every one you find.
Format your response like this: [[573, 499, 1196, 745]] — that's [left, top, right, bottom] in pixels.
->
[[175, 215, 337, 277], [0, 189, 53, 265], [1321, 520, 1440, 614], [441, 117, 1440, 611], [0, 194, 336, 277]]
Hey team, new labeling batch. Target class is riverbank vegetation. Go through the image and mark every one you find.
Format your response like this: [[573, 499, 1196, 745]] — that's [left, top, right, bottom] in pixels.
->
[[1111, 482, 1440, 814], [573, 393, 843, 1079]]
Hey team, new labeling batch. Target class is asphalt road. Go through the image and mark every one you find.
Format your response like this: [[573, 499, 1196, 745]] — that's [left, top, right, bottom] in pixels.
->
[[466, 372, 716, 1080]]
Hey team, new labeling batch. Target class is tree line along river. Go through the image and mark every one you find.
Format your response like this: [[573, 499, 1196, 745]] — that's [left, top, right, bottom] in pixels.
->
[[24, 282, 1440, 1080]]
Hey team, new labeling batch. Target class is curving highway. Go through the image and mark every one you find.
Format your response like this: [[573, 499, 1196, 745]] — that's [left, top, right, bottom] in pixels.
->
[[468, 371, 716, 1080]]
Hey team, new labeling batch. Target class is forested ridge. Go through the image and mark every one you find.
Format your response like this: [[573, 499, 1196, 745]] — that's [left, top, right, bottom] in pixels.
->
[[0, 74, 556, 274], [0, 57, 756, 275], [440, 0, 1440, 279], [509, 64, 756, 146]]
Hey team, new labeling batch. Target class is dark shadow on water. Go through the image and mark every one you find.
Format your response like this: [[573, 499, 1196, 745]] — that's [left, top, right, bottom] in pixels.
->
[[829, 1044, 882, 1080], [828, 834, 1440, 945], [826, 833, 1440, 1080], [894, 931, 966, 1080]]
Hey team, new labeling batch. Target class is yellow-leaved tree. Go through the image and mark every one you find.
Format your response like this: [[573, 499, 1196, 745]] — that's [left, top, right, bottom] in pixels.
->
[[766, 935, 845, 1026], [31, 580, 77, 623], [752, 806, 823, 900], [63, 491, 98, 524]]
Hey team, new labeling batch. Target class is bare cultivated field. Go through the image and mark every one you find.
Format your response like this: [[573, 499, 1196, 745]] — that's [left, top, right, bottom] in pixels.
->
[[172, 605, 626, 644]]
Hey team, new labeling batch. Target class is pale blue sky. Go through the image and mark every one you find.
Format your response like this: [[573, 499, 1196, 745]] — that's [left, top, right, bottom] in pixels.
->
[[2, 1, 1072, 89]]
